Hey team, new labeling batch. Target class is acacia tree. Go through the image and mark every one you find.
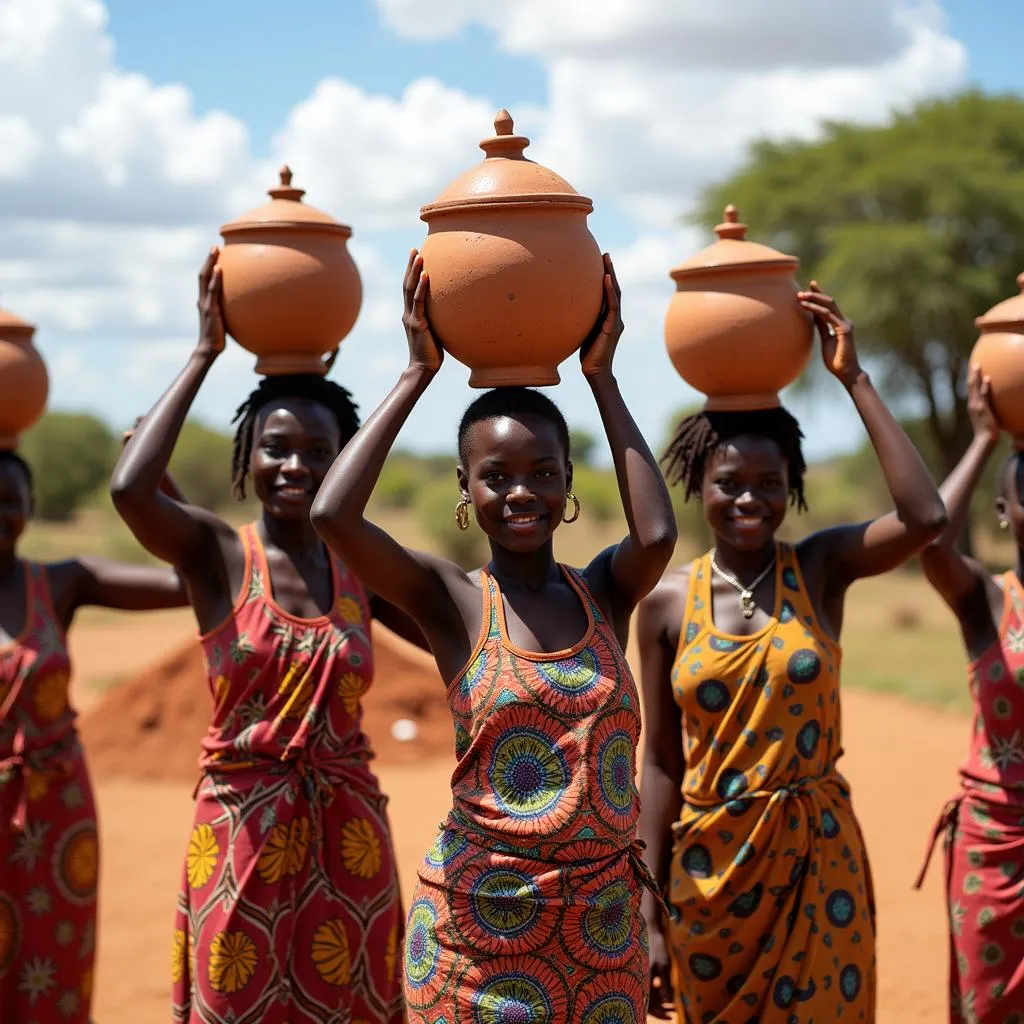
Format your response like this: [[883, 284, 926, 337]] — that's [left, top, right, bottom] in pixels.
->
[[697, 91, 1024, 512]]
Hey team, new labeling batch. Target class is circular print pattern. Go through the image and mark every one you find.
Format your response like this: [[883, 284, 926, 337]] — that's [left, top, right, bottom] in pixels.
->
[[787, 649, 822, 685], [53, 820, 99, 905], [421, 827, 473, 885], [484, 707, 578, 831], [696, 679, 730, 713], [458, 955, 569, 1024], [575, 971, 643, 1024], [534, 648, 601, 709], [681, 843, 713, 879], [405, 897, 444, 1005], [0, 893, 20, 976], [825, 888, 856, 928], [453, 864, 557, 956], [592, 711, 638, 832], [839, 963, 862, 1002], [563, 875, 637, 971]]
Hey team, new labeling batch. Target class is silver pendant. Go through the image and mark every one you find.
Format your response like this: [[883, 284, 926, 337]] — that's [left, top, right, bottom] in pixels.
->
[[740, 591, 755, 618]]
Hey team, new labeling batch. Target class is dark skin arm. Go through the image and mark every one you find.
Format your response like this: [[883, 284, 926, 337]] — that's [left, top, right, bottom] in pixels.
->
[[919, 366, 1003, 657], [579, 257, 678, 645], [637, 573, 687, 1019], [797, 282, 948, 633], [311, 251, 474, 682], [47, 558, 186, 630], [122, 420, 187, 503]]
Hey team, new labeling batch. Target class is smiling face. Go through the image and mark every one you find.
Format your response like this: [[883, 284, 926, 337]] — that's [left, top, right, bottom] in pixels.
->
[[457, 413, 572, 553], [0, 458, 31, 558], [249, 397, 341, 520], [700, 435, 790, 551]]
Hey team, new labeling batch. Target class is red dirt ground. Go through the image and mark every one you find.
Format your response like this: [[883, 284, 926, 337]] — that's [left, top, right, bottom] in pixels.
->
[[75, 626, 963, 1023]]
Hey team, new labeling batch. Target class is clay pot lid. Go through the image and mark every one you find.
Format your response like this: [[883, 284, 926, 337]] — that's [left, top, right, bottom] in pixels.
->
[[420, 109, 593, 219], [670, 205, 799, 280], [220, 167, 352, 237], [975, 272, 1024, 331], [0, 302, 35, 339]]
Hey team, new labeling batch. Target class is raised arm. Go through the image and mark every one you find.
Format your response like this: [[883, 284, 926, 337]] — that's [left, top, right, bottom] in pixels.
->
[[800, 282, 947, 584], [50, 558, 187, 619], [311, 252, 458, 625], [636, 578, 686, 1019], [122, 419, 187, 503], [582, 256, 677, 623], [919, 366, 1000, 611], [110, 250, 228, 566]]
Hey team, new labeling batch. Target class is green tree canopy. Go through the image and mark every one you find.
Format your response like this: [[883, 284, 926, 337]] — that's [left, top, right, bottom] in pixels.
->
[[19, 412, 118, 521], [697, 90, 1024, 477]]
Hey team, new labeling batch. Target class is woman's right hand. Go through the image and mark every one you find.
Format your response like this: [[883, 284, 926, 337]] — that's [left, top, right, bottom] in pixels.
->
[[647, 922, 675, 1019], [967, 364, 1000, 447], [402, 249, 443, 375], [196, 248, 226, 360]]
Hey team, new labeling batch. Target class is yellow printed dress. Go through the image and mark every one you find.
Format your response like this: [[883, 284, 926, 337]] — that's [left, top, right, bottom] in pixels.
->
[[172, 524, 403, 1024], [667, 544, 875, 1022]]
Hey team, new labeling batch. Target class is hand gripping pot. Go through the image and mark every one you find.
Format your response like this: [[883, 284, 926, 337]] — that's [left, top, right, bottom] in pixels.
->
[[218, 167, 363, 376], [419, 110, 605, 387], [971, 272, 1024, 448], [663, 205, 813, 410], [0, 303, 48, 450]]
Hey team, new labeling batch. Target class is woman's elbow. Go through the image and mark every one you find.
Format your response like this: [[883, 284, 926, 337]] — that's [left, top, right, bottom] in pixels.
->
[[916, 502, 950, 541]]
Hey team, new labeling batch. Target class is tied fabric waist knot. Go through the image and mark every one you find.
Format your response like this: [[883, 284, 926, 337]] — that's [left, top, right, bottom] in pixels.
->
[[629, 837, 671, 920], [0, 730, 77, 832], [676, 765, 839, 820], [914, 795, 962, 890]]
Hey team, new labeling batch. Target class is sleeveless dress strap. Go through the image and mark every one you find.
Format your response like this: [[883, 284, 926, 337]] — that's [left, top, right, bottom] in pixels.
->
[[777, 543, 830, 641], [1001, 571, 1024, 623], [676, 554, 709, 659], [478, 569, 502, 641], [241, 523, 271, 596], [0, 564, 37, 723]]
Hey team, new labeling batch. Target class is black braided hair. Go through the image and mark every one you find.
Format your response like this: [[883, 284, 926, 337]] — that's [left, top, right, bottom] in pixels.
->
[[230, 374, 360, 500], [457, 388, 570, 466], [662, 406, 808, 511], [0, 450, 34, 497]]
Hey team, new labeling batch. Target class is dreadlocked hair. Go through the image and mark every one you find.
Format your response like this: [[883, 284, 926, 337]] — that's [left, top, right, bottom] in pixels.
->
[[661, 406, 808, 511], [230, 374, 360, 500]]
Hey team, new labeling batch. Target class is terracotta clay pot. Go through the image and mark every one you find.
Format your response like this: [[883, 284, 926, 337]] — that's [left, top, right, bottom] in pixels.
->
[[419, 110, 604, 387], [663, 205, 813, 410], [0, 305, 48, 450], [971, 272, 1024, 448], [218, 167, 362, 376]]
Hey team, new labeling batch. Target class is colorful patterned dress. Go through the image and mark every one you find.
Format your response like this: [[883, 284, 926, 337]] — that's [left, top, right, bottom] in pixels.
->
[[0, 562, 98, 1024], [916, 570, 1024, 1022], [172, 524, 404, 1024], [666, 543, 875, 1022], [404, 566, 656, 1023]]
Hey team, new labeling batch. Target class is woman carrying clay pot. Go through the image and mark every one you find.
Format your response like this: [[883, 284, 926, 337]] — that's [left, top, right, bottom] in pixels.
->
[[310, 250, 677, 1022], [637, 283, 948, 1022], [914, 367, 1024, 1020], [0, 450, 186, 1024], [110, 250, 422, 1024]]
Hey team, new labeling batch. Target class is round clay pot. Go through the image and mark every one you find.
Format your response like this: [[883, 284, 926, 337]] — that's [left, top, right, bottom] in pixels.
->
[[419, 110, 604, 388], [218, 167, 362, 376], [971, 272, 1024, 448], [663, 206, 813, 410], [0, 305, 48, 450]]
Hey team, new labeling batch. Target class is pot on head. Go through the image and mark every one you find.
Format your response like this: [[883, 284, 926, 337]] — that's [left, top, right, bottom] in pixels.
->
[[971, 272, 1024, 448], [0, 304, 48, 451], [664, 205, 813, 410], [419, 110, 605, 388], [218, 167, 362, 376]]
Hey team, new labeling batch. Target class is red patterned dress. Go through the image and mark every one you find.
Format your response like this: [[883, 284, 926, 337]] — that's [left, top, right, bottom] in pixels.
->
[[403, 566, 657, 1023], [172, 524, 404, 1024], [917, 570, 1024, 1021], [0, 562, 98, 1024]]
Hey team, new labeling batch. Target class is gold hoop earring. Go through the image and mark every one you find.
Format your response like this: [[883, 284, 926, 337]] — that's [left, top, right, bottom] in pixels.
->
[[455, 497, 471, 531], [563, 492, 581, 524]]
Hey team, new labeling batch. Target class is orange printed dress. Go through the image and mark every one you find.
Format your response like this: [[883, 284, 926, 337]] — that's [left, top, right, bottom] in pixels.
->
[[172, 524, 403, 1024], [404, 566, 657, 1024], [667, 544, 875, 1022], [0, 563, 98, 1024]]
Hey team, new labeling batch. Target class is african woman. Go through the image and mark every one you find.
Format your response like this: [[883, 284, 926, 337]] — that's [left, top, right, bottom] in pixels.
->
[[310, 250, 677, 1022], [916, 365, 1024, 1021], [110, 249, 421, 1024], [637, 282, 948, 1021], [0, 450, 186, 1024]]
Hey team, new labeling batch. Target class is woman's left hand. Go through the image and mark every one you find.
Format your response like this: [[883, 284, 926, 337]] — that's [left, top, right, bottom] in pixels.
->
[[798, 280, 862, 386], [580, 253, 624, 378]]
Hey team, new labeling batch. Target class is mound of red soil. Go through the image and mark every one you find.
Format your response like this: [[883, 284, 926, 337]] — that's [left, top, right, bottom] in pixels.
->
[[80, 626, 453, 782]]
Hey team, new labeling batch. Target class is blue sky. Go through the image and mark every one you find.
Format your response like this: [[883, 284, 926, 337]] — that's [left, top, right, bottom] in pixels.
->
[[3, 0, 1022, 462]]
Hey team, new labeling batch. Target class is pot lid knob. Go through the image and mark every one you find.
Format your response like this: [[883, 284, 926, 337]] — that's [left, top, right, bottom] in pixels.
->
[[479, 109, 530, 161], [714, 205, 749, 241], [268, 165, 306, 203]]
